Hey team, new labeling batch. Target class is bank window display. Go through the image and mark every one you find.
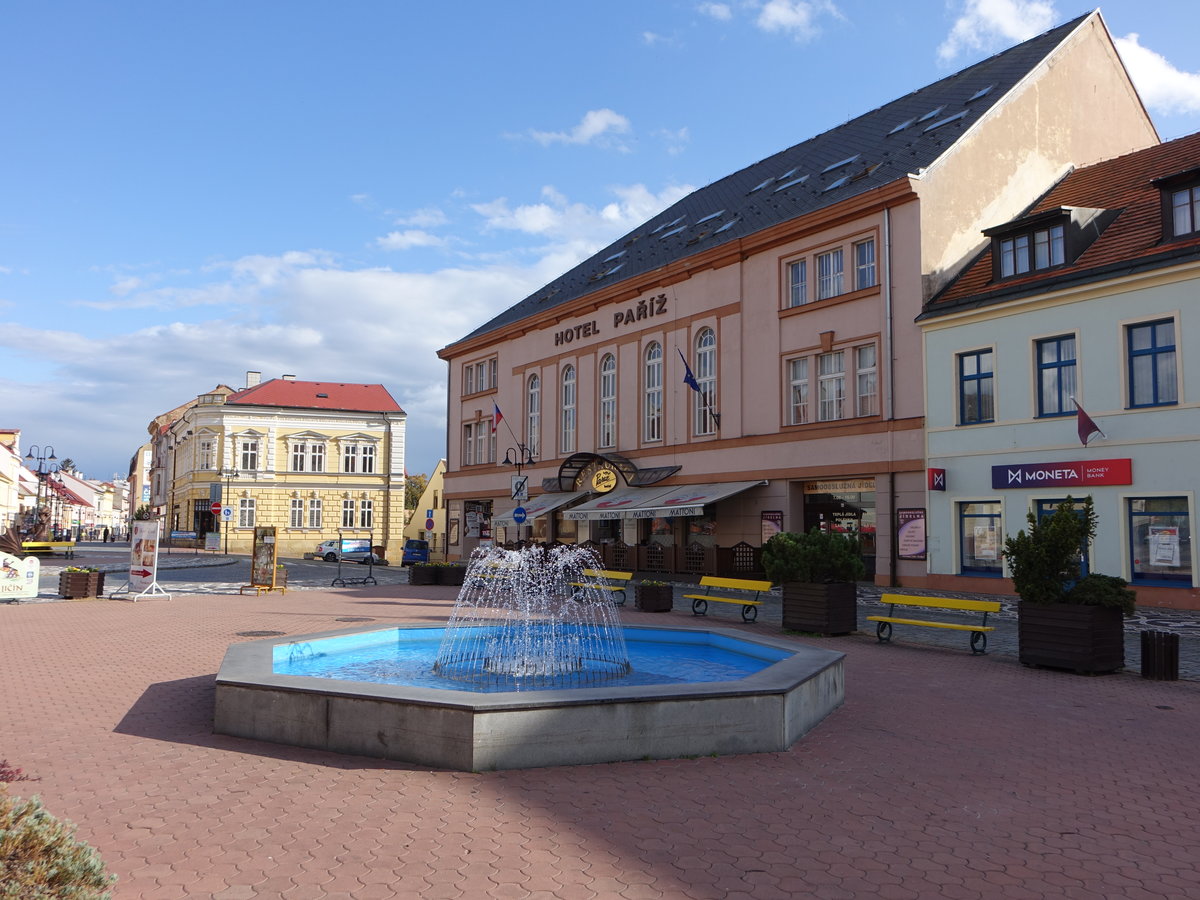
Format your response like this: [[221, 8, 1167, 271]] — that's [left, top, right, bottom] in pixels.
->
[[694, 328, 717, 436], [959, 501, 1002, 576], [1128, 496, 1192, 585], [644, 342, 663, 442], [599, 354, 617, 449]]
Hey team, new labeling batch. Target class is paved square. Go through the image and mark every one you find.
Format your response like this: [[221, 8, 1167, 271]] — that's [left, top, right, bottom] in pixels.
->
[[4, 585, 1198, 899]]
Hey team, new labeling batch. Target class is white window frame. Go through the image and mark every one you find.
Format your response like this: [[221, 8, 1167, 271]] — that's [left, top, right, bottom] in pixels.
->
[[526, 374, 541, 457], [360, 499, 373, 529], [789, 358, 809, 425], [310, 443, 326, 473], [307, 498, 322, 528], [644, 342, 663, 443], [560, 365, 576, 454], [855, 344, 878, 417], [361, 444, 376, 474], [787, 259, 807, 308], [291, 443, 307, 472], [342, 499, 356, 528], [854, 239, 876, 290], [818, 350, 846, 421], [599, 353, 617, 449], [238, 497, 255, 528], [817, 248, 844, 300], [289, 498, 304, 528], [239, 439, 259, 472], [199, 439, 214, 470], [694, 328, 717, 436]]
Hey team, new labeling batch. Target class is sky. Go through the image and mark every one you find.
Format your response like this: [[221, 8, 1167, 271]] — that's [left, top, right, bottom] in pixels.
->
[[3, 1, 1199, 482]]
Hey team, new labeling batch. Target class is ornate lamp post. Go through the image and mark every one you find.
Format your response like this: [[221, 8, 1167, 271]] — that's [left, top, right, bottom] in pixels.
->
[[24, 445, 57, 538], [501, 445, 536, 540], [220, 466, 240, 554]]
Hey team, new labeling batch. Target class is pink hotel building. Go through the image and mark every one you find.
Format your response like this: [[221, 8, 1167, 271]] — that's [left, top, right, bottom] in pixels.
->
[[437, 12, 1158, 589]]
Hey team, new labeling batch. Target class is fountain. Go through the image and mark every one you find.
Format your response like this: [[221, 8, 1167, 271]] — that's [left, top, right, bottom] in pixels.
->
[[215, 544, 845, 770]]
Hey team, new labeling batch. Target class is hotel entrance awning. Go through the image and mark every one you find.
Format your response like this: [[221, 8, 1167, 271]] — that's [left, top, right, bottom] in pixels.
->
[[492, 491, 588, 528], [562, 480, 768, 521]]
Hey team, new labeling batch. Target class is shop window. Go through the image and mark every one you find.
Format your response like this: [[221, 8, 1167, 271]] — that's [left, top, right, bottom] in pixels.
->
[[1128, 496, 1192, 586], [1127, 319, 1178, 408], [1036, 336, 1077, 417], [958, 350, 994, 424], [959, 501, 1002, 576]]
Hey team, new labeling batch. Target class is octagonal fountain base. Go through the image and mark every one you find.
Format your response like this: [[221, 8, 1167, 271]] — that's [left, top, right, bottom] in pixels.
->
[[214, 623, 844, 771]]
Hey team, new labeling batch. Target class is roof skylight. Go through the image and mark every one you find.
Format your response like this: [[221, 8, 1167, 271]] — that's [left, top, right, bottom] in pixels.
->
[[888, 118, 915, 135], [822, 154, 860, 173], [749, 178, 774, 193], [651, 215, 685, 234], [696, 210, 725, 224], [658, 226, 687, 240], [966, 84, 993, 102], [923, 110, 969, 133], [773, 175, 809, 192], [603, 250, 626, 262], [715, 218, 739, 233], [822, 176, 850, 192], [917, 105, 945, 123]]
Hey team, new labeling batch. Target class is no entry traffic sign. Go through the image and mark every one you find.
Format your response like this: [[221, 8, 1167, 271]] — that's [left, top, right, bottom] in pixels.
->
[[210, 502, 222, 515]]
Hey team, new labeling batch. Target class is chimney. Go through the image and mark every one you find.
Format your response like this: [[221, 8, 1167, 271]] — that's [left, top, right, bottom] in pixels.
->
[[281, 374, 295, 381], [246, 371, 261, 388]]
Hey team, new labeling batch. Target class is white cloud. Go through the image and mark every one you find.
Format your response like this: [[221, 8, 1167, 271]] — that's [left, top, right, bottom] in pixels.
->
[[654, 126, 691, 157], [755, 0, 842, 42], [0, 266, 11, 275], [937, 0, 1057, 63], [374, 230, 449, 251], [393, 207, 449, 228], [1115, 33, 1200, 116], [698, 3, 733, 22], [527, 109, 633, 150]]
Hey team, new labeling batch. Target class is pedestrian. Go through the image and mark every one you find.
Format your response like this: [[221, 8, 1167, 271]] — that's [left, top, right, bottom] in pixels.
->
[[103, 527, 110, 543]]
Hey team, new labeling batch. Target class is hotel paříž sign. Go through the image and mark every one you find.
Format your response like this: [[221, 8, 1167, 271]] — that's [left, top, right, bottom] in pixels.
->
[[991, 458, 1132, 490]]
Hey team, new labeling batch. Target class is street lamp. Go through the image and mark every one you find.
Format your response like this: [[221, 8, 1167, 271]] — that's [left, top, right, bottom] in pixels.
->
[[220, 466, 240, 554], [502, 444, 536, 477], [24, 445, 57, 538]]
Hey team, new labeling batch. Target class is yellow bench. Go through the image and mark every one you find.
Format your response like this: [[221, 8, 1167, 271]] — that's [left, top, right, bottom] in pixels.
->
[[570, 569, 634, 605], [684, 576, 773, 623], [868, 593, 1001, 654], [21, 541, 76, 558]]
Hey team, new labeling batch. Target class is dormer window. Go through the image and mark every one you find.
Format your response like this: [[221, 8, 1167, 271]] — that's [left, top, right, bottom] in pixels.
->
[[1170, 185, 1200, 237], [984, 206, 1114, 283], [998, 225, 1064, 276]]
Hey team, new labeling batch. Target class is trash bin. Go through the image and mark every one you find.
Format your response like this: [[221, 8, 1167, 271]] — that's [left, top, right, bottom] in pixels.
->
[[1140, 630, 1179, 681]]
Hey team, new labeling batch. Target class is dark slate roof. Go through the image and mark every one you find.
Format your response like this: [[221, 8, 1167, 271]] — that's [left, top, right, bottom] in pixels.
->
[[922, 130, 1200, 316], [454, 13, 1093, 344]]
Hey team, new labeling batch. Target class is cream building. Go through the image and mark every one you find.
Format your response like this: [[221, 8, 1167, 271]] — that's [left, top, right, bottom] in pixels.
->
[[149, 372, 407, 557], [402, 458, 447, 560]]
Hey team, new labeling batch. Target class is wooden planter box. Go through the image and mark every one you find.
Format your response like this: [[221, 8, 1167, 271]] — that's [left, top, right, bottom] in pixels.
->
[[1018, 601, 1125, 674], [409, 566, 438, 586], [635, 584, 673, 613], [58, 571, 105, 599], [437, 566, 466, 586], [781, 581, 857, 635]]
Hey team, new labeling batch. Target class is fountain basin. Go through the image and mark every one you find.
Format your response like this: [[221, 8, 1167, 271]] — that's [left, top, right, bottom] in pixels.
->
[[214, 623, 845, 771]]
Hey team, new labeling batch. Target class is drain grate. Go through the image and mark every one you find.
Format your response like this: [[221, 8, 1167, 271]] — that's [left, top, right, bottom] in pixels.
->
[[237, 630, 286, 637], [335, 616, 376, 622]]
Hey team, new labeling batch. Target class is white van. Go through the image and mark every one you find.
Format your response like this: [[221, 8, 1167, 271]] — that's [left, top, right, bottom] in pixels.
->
[[314, 539, 376, 562]]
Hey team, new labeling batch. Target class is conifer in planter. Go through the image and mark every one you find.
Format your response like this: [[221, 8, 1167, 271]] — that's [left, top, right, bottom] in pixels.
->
[[763, 529, 864, 635], [1004, 496, 1135, 674]]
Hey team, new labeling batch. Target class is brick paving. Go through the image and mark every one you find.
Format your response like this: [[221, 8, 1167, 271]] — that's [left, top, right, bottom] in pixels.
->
[[3, 579, 1200, 899]]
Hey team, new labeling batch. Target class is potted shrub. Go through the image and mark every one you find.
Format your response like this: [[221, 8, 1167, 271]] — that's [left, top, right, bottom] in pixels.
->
[[58, 566, 104, 599], [763, 529, 864, 635], [436, 562, 467, 586], [1004, 496, 1135, 674], [635, 579, 673, 613]]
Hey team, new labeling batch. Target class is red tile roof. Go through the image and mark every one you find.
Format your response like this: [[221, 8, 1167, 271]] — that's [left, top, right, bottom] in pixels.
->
[[226, 379, 404, 414], [926, 132, 1200, 312]]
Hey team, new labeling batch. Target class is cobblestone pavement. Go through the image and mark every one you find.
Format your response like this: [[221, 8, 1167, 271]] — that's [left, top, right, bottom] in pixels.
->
[[3, 578, 1199, 899]]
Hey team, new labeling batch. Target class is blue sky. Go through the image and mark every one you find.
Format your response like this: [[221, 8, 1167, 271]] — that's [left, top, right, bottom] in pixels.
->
[[3, 1, 1199, 482]]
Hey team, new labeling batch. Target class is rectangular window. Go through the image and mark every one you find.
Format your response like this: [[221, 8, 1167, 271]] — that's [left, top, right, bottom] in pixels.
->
[[360, 499, 374, 529], [290, 498, 304, 528], [310, 444, 325, 473], [307, 498, 322, 528], [1128, 319, 1178, 407], [238, 498, 255, 528], [855, 345, 877, 416], [854, 239, 876, 290], [817, 351, 845, 421], [199, 440, 214, 470], [788, 260, 807, 307], [816, 248, 844, 300], [1172, 186, 1200, 237], [1128, 496, 1192, 585], [488, 358, 497, 391], [789, 358, 809, 425], [463, 364, 476, 395], [240, 439, 259, 472], [343, 444, 359, 473], [959, 502, 1002, 576], [1036, 336, 1077, 417], [1000, 226, 1063, 277], [291, 444, 307, 472], [958, 350, 994, 424], [361, 445, 376, 474], [342, 499, 355, 528]]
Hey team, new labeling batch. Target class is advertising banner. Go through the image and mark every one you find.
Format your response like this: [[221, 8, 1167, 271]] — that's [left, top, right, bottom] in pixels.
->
[[896, 508, 927, 560], [991, 458, 1132, 490], [129, 520, 162, 592], [0, 552, 41, 601]]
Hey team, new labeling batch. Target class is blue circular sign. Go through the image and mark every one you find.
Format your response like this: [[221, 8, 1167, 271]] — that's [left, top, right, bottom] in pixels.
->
[[512, 507, 528, 524]]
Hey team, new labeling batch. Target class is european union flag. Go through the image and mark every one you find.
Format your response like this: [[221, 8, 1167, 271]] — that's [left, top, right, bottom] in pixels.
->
[[678, 349, 700, 392]]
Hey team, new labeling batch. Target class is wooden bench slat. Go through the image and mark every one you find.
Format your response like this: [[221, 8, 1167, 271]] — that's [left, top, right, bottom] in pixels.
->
[[683, 594, 762, 607], [879, 593, 1001, 613], [867, 615, 994, 633], [872, 594, 999, 654], [687, 575, 771, 623]]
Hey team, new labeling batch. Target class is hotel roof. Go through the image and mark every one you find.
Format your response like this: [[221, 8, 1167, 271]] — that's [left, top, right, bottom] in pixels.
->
[[454, 13, 1095, 344]]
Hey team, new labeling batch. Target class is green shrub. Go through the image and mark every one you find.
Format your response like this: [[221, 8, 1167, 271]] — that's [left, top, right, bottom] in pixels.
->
[[0, 786, 116, 899], [1066, 573, 1137, 616], [762, 529, 865, 584]]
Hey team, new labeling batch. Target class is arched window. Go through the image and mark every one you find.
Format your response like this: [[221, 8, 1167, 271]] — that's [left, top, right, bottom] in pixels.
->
[[694, 328, 717, 435], [599, 353, 617, 449], [560, 365, 576, 454], [644, 342, 663, 442], [526, 374, 541, 456]]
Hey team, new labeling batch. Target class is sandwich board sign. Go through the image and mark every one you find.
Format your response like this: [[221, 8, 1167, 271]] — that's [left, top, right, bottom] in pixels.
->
[[111, 519, 171, 601]]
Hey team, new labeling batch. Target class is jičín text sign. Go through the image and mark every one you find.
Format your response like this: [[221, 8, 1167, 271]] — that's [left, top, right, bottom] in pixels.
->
[[991, 458, 1132, 489]]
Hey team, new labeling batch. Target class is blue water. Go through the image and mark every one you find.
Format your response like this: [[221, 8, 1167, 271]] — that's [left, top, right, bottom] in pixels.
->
[[273, 626, 790, 693]]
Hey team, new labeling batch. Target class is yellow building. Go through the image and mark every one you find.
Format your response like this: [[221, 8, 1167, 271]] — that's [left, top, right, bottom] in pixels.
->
[[402, 458, 447, 561], [149, 372, 407, 558]]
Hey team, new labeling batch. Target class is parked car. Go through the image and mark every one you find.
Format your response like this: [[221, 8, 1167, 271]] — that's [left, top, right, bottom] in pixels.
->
[[315, 539, 375, 562], [401, 539, 430, 566]]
